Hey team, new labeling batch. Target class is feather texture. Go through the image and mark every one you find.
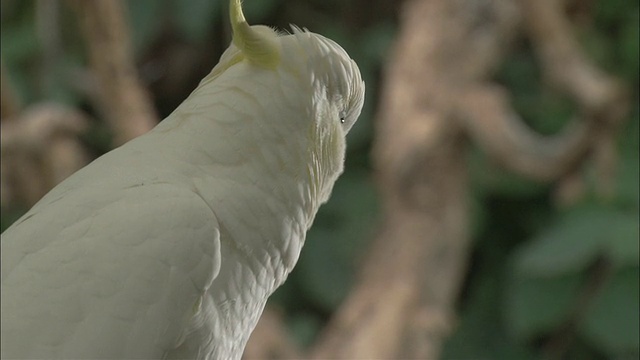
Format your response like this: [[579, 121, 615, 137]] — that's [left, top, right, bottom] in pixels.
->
[[0, 1, 364, 359]]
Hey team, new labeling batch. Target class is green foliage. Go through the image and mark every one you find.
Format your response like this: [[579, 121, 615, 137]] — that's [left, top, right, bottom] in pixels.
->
[[1, 1, 637, 358], [445, 0, 640, 358], [506, 273, 583, 339], [582, 266, 640, 355], [443, 264, 537, 360], [505, 203, 639, 354], [515, 206, 639, 276]]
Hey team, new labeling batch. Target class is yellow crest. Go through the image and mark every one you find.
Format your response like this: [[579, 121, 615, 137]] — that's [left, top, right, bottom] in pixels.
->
[[230, 0, 281, 69]]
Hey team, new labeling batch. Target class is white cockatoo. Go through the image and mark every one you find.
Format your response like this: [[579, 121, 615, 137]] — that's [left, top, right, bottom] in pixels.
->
[[0, 0, 365, 358]]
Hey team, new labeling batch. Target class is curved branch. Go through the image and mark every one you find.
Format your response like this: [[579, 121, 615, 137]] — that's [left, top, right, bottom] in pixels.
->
[[460, 0, 628, 184], [457, 85, 596, 181], [522, 0, 627, 118], [521, 0, 629, 198]]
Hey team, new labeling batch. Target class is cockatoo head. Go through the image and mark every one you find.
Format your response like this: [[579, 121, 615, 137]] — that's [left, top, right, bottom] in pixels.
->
[[206, 0, 365, 205], [227, 0, 365, 133]]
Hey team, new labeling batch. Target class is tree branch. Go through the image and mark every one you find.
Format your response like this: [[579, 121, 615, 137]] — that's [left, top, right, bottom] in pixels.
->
[[310, 0, 520, 357], [67, 0, 158, 145], [522, 0, 627, 118], [459, 0, 628, 184], [308, 0, 627, 358], [1, 104, 90, 207], [457, 85, 597, 181], [243, 307, 302, 360]]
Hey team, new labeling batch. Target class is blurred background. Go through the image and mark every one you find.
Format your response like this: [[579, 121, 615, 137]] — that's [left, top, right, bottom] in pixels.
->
[[1, 0, 637, 359]]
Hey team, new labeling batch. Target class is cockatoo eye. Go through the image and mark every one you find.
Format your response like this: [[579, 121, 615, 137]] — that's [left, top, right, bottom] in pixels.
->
[[339, 110, 346, 124]]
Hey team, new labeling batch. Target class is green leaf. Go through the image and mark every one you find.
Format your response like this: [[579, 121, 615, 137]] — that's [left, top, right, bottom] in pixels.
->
[[580, 267, 640, 356], [443, 271, 536, 360], [616, 143, 640, 208], [505, 273, 583, 339], [595, 0, 634, 24], [607, 212, 640, 267], [513, 216, 600, 277], [513, 206, 638, 277], [620, 11, 640, 80]]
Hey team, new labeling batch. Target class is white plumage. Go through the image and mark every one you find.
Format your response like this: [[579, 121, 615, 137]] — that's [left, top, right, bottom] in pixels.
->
[[0, 1, 364, 358]]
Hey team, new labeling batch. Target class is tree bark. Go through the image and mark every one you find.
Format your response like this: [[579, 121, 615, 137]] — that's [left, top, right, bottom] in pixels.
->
[[306, 0, 627, 358], [310, 1, 519, 357]]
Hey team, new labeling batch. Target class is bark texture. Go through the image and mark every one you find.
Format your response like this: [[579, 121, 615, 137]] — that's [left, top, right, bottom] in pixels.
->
[[304, 0, 628, 358]]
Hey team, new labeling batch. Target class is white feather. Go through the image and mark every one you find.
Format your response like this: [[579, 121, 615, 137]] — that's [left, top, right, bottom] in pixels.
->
[[1, 12, 364, 360]]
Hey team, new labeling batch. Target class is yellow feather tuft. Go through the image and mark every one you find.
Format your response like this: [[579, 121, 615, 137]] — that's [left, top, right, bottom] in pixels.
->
[[229, 0, 281, 69]]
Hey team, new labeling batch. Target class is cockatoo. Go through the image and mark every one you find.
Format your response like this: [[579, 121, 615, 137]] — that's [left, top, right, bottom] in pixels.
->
[[0, 0, 364, 358]]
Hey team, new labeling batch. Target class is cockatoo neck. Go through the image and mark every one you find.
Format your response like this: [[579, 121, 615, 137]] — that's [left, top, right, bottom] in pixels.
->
[[149, 65, 340, 282]]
